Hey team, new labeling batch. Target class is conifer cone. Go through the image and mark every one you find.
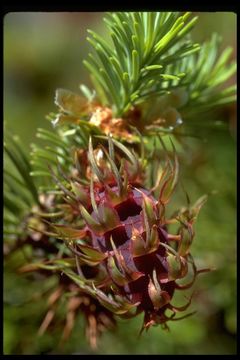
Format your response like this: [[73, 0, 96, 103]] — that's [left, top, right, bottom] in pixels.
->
[[46, 136, 208, 333]]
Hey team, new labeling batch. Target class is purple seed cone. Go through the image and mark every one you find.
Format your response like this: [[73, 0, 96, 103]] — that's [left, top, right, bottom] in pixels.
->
[[46, 137, 209, 333]]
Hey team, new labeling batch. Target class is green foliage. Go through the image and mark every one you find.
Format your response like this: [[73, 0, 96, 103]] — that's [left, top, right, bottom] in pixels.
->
[[30, 125, 87, 190], [83, 12, 236, 122], [84, 12, 199, 116], [180, 33, 236, 117], [4, 133, 39, 242]]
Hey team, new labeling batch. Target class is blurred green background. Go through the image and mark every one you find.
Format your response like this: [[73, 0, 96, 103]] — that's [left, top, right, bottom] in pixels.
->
[[4, 12, 236, 355]]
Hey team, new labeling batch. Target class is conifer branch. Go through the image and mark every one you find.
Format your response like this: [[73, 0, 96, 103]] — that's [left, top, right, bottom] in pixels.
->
[[84, 12, 200, 116]]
